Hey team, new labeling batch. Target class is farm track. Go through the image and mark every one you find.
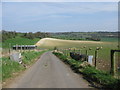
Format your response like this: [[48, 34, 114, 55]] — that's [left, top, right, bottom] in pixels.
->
[[5, 52, 92, 88]]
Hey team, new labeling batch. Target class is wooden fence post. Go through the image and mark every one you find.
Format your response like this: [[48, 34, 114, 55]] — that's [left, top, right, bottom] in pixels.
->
[[9, 43, 11, 59], [9, 43, 11, 54], [86, 50, 88, 55], [79, 49, 81, 54], [110, 50, 116, 76], [74, 49, 75, 53], [94, 50, 97, 67], [66, 49, 67, 56], [86, 50, 88, 61], [110, 50, 120, 76]]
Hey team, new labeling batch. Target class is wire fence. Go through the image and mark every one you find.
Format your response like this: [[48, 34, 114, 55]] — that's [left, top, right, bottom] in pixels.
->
[[57, 48, 120, 78]]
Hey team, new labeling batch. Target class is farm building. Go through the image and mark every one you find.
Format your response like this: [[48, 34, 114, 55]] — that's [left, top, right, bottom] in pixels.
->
[[12, 45, 37, 50]]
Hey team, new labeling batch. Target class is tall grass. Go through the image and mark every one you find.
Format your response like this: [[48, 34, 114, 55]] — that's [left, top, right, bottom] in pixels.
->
[[2, 57, 24, 81], [22, 51, 45, 65]]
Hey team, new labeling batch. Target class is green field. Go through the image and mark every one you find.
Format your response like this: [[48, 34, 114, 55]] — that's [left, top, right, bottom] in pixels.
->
[[35, 39, 118, 60], [36, 38, 119, 72], [101, 37, 118, 42], [2, 37, 40, 48]]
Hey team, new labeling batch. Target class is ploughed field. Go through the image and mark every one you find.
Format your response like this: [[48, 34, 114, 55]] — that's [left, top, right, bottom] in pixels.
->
[[36, 38, 119, 73]]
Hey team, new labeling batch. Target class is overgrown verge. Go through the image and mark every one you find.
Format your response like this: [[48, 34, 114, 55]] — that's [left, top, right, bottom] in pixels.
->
[[53, 51, 120, 89], [2, 57, 24, 81], [22, 51, 44, 65], [2, 50, 46, 81]]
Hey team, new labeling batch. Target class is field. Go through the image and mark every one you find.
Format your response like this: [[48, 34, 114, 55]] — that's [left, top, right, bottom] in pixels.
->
[[101, 37, 118, 42], [36, 38, 119, 72], [2, 36, 40, 56], [2, 36, 40, 48]]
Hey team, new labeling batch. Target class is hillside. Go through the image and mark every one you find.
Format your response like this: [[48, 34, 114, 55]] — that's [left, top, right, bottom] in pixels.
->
[[35, 38, 118, 63], [36, 38, 107, 49]]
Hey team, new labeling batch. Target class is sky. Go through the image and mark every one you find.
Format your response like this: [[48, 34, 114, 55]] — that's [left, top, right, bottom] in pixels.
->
[[2, 2, 118, 32]]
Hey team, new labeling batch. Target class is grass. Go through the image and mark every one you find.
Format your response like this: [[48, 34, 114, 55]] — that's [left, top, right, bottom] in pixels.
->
[[2, 57, 24, 81], [21, 51, 45, 65], [2, 50, 46, 81], [101, 37, 118, 42], [53, 51, 120, 89], [36, 38, 118, 62], [2, 36, 40, 48]]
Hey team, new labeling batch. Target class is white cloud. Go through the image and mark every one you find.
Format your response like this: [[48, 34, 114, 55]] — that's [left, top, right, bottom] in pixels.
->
[[2, 2, 118, 25], [3, 2, 117, 17], [2, 2, 118, 32]]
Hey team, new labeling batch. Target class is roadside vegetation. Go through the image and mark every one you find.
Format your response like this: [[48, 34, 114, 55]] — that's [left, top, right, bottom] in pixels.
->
[[2, 50, 46, 81], [53, 51, 120, 89], [1, 30, 49, 82], [2, 57, 24, 81]]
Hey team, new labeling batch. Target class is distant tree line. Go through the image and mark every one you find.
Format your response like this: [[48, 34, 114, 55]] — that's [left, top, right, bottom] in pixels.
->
[[86, 35, 101, 41], [2, 30, 18, 42], [51, 31, 119, 39], [22, 32, 51, 39], [1, 30, 51, 42], [85, 37, 101, 41], [2, 30, 119, 42]]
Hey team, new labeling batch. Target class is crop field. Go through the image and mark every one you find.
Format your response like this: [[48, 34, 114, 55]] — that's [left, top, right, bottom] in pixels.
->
[[36, 38, 119, 73]]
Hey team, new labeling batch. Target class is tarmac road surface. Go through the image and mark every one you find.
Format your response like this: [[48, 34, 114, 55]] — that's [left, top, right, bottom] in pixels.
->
[[6, 52, 92, 88]]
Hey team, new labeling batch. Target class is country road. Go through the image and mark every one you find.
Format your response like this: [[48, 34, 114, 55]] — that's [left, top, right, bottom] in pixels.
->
[[6, 52, 92, 88]]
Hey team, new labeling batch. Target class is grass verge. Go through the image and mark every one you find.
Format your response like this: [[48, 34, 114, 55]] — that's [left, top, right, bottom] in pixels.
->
[[53, 51, 120, 89], [2, 50, 46, 82]]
